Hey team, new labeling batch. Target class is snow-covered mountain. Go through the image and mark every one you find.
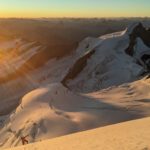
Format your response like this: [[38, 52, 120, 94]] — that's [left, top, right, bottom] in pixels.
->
[[0, 22, 150, 149]]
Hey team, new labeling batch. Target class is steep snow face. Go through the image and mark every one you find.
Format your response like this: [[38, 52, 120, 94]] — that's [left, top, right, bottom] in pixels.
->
[[0, 83, 142, 148], [64, 29, 143, 92]]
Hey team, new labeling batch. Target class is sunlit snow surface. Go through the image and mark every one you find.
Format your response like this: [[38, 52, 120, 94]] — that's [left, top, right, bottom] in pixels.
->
[[0, 23, 150, 148]]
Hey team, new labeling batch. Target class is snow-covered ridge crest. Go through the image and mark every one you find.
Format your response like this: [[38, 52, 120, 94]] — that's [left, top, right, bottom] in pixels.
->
[[99, 30, 126, 39], [99, 21, 149, 40]]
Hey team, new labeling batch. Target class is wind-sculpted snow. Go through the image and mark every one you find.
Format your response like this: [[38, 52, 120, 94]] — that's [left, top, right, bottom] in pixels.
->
[[0, 83, 143, 148]]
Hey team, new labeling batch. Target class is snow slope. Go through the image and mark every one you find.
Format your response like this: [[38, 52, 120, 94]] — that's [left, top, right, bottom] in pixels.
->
[[87, 76, 150, 117], [0, 22, 150, 149], [0, 83, 141, 148], [6, 117, 150, 150], [63, 24, 144, 92], [1, 76, 150, 148]]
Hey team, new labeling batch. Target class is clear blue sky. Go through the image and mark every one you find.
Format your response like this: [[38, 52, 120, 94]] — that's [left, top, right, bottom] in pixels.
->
[[0, 0, 150, 18]]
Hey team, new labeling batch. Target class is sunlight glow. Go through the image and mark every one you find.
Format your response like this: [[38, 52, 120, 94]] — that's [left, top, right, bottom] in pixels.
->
[[0, 0, 149, 18]]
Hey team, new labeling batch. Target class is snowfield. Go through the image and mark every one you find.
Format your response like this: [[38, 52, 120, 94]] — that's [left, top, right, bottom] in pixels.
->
[[0, 83, 142, 148], [6, 117, 150, 150], [0, 22, 150, 149]]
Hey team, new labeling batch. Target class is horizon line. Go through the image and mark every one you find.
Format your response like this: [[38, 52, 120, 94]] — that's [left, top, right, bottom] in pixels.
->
[[0, 16, 150, 19]]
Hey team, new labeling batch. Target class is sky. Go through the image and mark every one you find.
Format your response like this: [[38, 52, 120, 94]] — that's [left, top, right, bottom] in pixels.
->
[[0, 0, 150, 18]]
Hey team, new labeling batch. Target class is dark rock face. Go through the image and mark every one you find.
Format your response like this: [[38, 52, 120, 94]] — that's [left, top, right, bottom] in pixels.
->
[[125, 23, 150, 71], [62, 50, 95, 87], [125, 23, 150, 56], [141, 54, 150, 70]]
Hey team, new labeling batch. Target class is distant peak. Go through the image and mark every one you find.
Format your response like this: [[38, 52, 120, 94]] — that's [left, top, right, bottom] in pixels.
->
[[126, 22, 145, 35]]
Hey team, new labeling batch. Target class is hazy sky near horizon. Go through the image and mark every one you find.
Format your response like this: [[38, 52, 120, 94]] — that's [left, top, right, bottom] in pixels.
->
[[0, 0, 150, 18]]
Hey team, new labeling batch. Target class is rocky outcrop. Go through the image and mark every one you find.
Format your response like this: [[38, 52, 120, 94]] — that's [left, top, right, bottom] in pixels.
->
[[125, 23, 150, 71], [125, 23, 150, 56], [62, 50, 95, 86]]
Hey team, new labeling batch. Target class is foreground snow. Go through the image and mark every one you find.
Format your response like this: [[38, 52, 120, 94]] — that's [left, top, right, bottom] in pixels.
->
[[1, 76, 150, 148], [6, 117, 150, 150], [0, 83, 140, 148]]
